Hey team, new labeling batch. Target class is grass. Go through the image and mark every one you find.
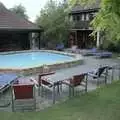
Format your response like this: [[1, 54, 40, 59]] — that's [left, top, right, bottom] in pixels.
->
[[1, 81, 120, 120]]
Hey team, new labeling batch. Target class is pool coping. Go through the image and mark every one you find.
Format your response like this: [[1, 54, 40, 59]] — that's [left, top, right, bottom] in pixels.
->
[[0, 50, 84, 75]]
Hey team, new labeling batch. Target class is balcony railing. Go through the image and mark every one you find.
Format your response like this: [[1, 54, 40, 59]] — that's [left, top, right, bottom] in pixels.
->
[[71, 21, 93, 30]]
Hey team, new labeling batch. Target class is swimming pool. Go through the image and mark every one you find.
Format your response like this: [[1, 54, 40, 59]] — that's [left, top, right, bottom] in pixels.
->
[[0, 50, 83, 75]]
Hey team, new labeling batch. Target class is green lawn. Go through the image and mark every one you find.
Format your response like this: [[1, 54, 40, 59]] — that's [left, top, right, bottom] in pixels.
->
[[1, 81, 120, 120]]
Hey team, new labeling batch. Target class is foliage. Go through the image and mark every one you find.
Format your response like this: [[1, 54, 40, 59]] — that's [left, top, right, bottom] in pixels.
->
[[10, 4, 28, 19], [36, 0, 72, 48], [92, 0, 120, 42], [69, 0, 96, 6]]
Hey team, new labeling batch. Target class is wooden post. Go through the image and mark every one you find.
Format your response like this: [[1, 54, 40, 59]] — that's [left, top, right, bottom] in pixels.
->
[[96, 31, 100, 48], [29, 33, 32, 50], [38, 32, 41, 49], [75, 31, 77, 45]]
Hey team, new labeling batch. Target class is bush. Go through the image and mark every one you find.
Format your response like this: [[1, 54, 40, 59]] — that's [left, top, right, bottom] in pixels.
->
[[115, 41, 120, 52], [106, 41, 120, 53]]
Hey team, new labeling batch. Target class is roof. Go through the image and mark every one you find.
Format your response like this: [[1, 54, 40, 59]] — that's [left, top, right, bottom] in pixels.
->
[[0, 2, 42, 32], [70, 0, 101, 14]]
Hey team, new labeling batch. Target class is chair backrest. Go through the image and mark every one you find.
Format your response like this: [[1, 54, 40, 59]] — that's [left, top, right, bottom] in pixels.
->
[[70, 74, 85, 87], [91, 48, 97, 52], [96, 66, 107, 77], [39, 72, 55, 85], [13, 84, 34, 100], [56, 43, 64, 49]]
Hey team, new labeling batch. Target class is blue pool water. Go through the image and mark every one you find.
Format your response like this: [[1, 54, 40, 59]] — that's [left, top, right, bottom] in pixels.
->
[[0, 52, 74, 69]]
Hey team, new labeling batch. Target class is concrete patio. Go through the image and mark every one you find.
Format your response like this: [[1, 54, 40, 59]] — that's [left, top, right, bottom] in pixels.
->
[[0, 56, 119, 112]]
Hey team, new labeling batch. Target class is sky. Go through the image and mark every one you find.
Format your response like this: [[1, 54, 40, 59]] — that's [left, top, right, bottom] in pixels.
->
[[0, 0, 49, 22]]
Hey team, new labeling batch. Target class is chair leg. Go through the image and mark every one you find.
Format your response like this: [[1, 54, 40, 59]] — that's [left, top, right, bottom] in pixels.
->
[[60, 83, 62, 92], [57, 84, 60, 94], [52, 85, 55, 104], [38, 85, 40, 96], [111, 68, 114, 81], [72, 87, 74, 96], [97, 78, 99, 86], [12, 101, 14, 112], [105, 69, 108, 84], [69, 86, 71, 98], [11, 87, 14, 112], [41, 85, 43, 97], [33, 86, 36, 110], [85, 75, 88, 93]]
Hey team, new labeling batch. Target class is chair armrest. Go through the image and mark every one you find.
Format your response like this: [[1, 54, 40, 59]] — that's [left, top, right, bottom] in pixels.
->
[[30, 78, 39, 85], [88, 73, 98, 78], [62, 78, 72, 85], [41, 79, 53, 88], [39, 71, 55, 77]]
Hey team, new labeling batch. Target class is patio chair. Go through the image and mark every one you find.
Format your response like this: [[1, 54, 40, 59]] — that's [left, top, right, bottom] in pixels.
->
[[38, 71, 55, 96], [38, 71, 63, 104], [62, 73, 88, 97], [88, 66, 109, 86], [81, 47, 98, 56], [11, 83, 36, 112], [94, 52, 112, 58]]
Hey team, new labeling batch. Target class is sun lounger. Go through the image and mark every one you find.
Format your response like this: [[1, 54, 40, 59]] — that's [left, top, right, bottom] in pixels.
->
[[88, 65, 109, 86], [0, 73, 18, 93], [0, 73, 18, 107], [93, 52, 112, 58], [56, 43, 64, 51], [81, 48, 98, 56]]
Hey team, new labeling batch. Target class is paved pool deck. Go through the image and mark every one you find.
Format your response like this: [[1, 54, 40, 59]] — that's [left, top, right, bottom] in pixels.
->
[[0, 56, 119, 112]]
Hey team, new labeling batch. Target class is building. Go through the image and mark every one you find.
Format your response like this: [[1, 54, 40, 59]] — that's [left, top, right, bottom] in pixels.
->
[[69, 0, 100, 48], [0, 2, 43, 52]]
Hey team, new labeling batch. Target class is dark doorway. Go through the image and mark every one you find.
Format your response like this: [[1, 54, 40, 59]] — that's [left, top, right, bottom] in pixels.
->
[[77, 30, 93, 48], [0, 32, 30, 51]]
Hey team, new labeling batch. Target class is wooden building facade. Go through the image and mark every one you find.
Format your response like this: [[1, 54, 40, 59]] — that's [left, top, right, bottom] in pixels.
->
[[69, 0, 100, 48], [0, 3, 43, 52]]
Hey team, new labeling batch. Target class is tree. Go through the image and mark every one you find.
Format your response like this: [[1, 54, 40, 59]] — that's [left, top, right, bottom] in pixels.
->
[[10, 4, 28, 19], [92, 0, 120, 42], [36, 0, 72, 48]]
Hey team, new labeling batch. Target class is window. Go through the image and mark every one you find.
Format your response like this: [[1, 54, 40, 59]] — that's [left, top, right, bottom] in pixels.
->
[[86, 14, 89, 21], [81, 14, 84, 21], [69, 15, 73, 21], [76, 15, 80, 21], [89, 13, 94, 20], [73, 15, 76, 21]]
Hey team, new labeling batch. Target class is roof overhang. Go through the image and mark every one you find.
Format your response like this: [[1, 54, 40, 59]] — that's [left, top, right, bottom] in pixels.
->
[[70, 28, 93, 31], [69, 8, 100, 15], [0, 27, 43, 32]]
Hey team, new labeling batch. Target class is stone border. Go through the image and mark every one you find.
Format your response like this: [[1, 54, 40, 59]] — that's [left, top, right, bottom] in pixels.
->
[[0, 50, 84, 75]]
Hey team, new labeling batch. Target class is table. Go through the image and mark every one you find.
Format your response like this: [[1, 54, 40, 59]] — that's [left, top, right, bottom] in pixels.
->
[[14, 77, 35, 85]]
